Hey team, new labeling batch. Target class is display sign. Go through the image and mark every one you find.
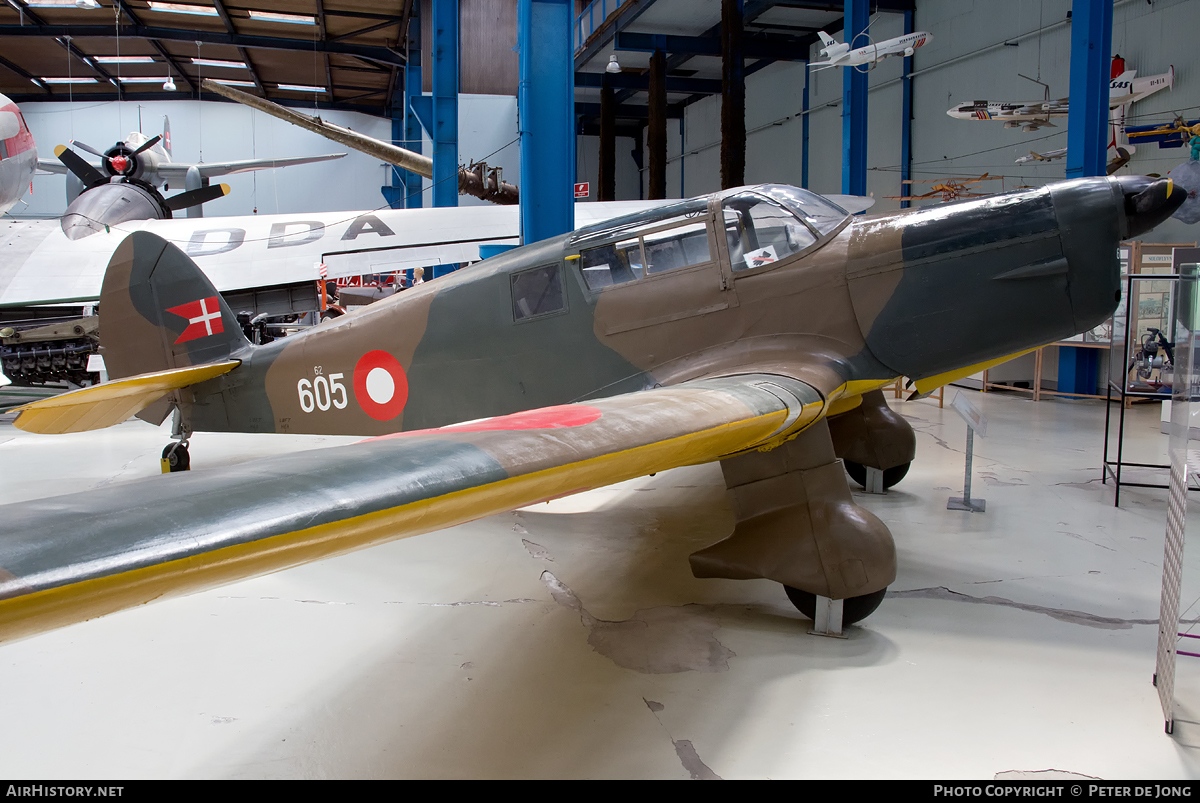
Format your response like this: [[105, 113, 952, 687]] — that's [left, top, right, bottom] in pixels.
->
[[574, 182, 590, 199], [950, 392, 988, 438]]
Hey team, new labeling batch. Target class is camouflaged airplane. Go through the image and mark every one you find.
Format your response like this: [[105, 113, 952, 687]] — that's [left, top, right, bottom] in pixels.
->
[[0, 174, 1185, 642]]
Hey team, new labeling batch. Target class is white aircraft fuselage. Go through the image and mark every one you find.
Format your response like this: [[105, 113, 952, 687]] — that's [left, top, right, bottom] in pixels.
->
[[811, 30, 932, 70], [0, 94, 37, 216]]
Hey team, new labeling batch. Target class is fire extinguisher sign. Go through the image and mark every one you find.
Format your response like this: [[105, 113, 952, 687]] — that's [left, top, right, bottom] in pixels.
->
[[574, 182, 590, 198]]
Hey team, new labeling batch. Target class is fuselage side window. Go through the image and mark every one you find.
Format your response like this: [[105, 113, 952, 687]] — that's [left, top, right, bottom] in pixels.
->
[[579, 237, 644, 290], [644, 220, 711, 275], [511, 264, 567, 321], [723, 193, 818, 272]]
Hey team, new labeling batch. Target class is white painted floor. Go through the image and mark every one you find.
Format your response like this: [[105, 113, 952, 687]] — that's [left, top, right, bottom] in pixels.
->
[[0, 389, 1198, 779]]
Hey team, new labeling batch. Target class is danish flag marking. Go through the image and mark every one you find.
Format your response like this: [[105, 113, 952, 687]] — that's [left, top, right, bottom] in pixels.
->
[[167, 296, 225, 344]]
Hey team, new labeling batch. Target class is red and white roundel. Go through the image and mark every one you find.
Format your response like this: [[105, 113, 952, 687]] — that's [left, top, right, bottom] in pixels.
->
[[353, 350, 409, 421]]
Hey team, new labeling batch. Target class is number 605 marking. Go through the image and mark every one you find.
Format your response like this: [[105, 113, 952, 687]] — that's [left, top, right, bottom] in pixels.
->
[[298, 373, 348, 412]]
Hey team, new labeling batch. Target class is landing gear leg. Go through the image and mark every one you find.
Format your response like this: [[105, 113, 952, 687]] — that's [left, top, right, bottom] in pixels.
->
[[161, 404, 192, 473], [689, 418, 897, 626]]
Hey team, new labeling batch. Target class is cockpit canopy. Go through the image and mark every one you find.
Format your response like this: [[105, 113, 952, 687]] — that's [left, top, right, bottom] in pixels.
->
[[569, 185, 849, 291]]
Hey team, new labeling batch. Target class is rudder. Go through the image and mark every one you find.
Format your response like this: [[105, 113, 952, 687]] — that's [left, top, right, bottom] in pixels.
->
[[100, 231, 249, 383]]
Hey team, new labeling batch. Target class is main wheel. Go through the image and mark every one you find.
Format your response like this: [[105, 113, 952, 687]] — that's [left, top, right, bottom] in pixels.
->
[[844, 460, 911, 490], [783, 585, 888, 626], [162, 442, 190, 472]]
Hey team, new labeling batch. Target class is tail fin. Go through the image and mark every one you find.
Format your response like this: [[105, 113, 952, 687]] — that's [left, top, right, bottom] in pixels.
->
[[162, 115, 171, 157], [100, 231, 249, 383], [817, 31, 837, 49]]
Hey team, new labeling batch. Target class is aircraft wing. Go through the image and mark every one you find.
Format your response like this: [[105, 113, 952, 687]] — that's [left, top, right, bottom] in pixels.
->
[[157, 153, 347, 180], [35, 158, 72, 175], [0, 373, 832, 644]]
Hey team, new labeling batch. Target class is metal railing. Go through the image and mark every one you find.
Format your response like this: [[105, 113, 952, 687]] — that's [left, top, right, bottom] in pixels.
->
[[574, 0, 620, 52]]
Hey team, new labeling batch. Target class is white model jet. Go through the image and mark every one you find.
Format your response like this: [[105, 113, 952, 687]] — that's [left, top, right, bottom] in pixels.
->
[[948, 67, 1175, 132], [811, 29, 932, 71], [0, 93, 37, 217]]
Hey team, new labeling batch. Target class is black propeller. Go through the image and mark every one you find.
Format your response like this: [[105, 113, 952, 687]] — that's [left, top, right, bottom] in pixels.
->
[[67, 139, 106, 159], [132, 135, 161, 155], [53, 145, 106, 187], [163, 183, 231, 211]]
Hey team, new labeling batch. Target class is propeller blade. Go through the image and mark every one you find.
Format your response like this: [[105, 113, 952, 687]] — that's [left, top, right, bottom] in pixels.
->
[[53, 145, 107, 187], [163, 183, 231, 211], [132, 135, 161, 156], [68, 139, 106, 159]]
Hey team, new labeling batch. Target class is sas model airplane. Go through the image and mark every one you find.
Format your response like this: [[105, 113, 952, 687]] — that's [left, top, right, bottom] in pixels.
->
[[37, 116, 345, 239], [947, 66, 1175, 132], [0, 176, 1183, 644], [0, 93, 37, 217], [811, 29, 932, 71]]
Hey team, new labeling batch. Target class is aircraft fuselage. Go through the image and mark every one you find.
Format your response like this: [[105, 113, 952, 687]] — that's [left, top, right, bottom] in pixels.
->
[[0, 97, 36, 216], [144, 178, 1162, 439]]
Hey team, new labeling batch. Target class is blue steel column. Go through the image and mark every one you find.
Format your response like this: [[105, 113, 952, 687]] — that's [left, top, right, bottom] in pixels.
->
[[802, 62, 809, 189], [1065, 0, 1113, 179], [518, 0, 575, 245], [432, 0, 459, 209], [841, 0, 868, 196], [404, 11, 424, 208], [899, 8, 913, 209]]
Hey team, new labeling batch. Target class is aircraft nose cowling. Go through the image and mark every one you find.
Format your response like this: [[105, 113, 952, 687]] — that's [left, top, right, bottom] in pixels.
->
[[1113, 174, 1186, 238], [59, 181, 168, 240], [848, 177, 1163, 382]]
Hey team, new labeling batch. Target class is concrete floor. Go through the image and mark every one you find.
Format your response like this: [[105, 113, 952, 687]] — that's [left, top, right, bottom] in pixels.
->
[[0, 388, 1198, 779]]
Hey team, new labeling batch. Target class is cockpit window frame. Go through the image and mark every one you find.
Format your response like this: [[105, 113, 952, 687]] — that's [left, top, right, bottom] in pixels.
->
[[715, 187, 851, 279]]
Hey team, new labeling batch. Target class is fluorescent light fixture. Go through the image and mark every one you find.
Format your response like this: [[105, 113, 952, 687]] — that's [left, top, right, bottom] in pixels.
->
[[207, 78, 256, 87], [27, 0, 87, 6], [40, 77, 98, 83], [146, 2, 218, 16], [191, 57, 247, 69], [276, 83, 326, 92], [117, 76, 168, 83], [95, 56, 156, 64], [248, 9, 315, 25], [75, 0, 100, 8]]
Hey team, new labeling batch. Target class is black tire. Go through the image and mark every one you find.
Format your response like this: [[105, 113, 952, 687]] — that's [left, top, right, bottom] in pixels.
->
[[783, 585, 888, 626], [162, 443, 190, 472], [844, 460, 911, 490]]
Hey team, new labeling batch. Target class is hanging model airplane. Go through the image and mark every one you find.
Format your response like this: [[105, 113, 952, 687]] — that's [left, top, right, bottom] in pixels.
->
[[36, 116, 346, 240], [0, 174, 1184, 644], [810, 29, 932, 71], [885, 173, 1003, 203], [0, 93, 37, 217], [1015, 148, 1068, 165], [947, 66, 1175, 132]]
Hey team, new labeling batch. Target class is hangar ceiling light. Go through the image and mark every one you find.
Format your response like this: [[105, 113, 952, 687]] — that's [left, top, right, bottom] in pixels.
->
[[146, 2, 218, 17], [192, 58, 247, 69], [247, 10, 315, 25], [95, 56, 157, 64]]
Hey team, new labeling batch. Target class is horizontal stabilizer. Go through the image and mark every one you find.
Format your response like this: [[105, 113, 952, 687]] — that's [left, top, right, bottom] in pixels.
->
[[13, 360, 239, 434]]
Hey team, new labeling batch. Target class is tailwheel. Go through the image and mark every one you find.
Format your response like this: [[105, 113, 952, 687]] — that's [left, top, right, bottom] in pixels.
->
[[161, 442, 191, 473], [783, 585, 888, 626], [844, 460, 911, 490]]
